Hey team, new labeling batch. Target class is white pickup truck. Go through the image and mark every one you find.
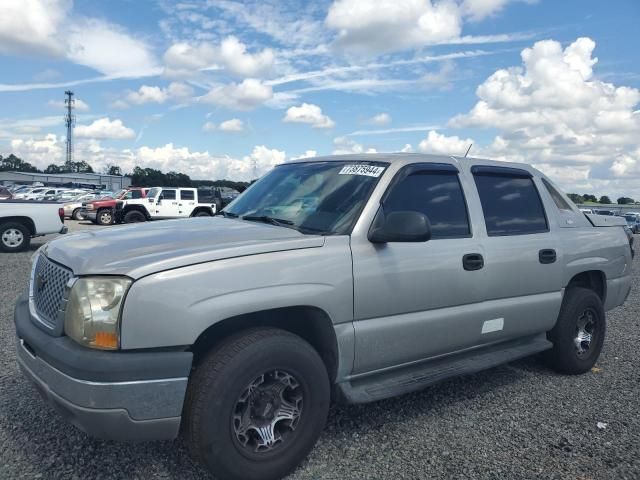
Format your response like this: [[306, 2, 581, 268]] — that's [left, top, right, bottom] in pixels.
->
[[0, 201, 67, 252], [114, 187, 218, 223]]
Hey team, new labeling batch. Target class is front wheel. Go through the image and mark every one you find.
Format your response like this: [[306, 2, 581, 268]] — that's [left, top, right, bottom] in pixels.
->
[[545, 287, 606, 374], [184, 328, 330, 480], [123, 210, 146, 223], [96, 209, 113, 225]]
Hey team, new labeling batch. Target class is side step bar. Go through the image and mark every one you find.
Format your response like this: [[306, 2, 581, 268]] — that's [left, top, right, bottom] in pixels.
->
[[337, 334, 552, 404]]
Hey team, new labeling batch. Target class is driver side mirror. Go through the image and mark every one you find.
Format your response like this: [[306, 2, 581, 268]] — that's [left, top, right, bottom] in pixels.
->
[[368, 211, 432, 243]]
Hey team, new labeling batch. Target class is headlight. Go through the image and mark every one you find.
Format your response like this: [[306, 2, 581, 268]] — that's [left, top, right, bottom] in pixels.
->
[[64, 276, 131, 350], [86, 204, 95, 210]]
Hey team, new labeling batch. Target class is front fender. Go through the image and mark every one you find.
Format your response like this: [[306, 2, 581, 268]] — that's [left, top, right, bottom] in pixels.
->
[[120, 237, 353, 349]]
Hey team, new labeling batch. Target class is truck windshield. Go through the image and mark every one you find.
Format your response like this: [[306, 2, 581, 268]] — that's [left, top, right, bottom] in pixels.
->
[[224, 161, 388, 235]]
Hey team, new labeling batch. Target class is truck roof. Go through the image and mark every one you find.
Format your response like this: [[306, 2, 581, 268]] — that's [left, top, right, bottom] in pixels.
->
[[287, 153, 543, 177]]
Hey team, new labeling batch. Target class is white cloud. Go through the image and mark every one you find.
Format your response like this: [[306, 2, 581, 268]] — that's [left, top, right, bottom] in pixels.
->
[[461, 0, 512, 21], [368, 113, 391, 126], [10, 134, 64, 166], [0, 0, 159, 79], [202, 119, 245, 133], [127, 85, 168, 105], [418, 130, 474, 155], [293, 150, 318, 160], [201, 79, 273, 110], [333, 136, 377, 154], [163, 36, 274, 78], [125, 82, 194, 106], [443, 36, 640, 197], [0, 0, 68, 56], [219, 118, 245, 132], [48, 98, 90, 111], [327, 0, 460, 54], [75, 117, 135, 140], [67, 19, 159, 77], [400, 143, 414, 153], [202, 121, 217, 132], [283, 103, 335, 128]]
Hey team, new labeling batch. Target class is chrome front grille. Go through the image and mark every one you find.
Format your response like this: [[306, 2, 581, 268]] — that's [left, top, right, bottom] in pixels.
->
[[32, 254, 73, 329]]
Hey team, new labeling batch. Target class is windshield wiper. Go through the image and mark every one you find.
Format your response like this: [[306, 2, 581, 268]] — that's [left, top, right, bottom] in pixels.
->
[[242, 215, 295, 227], [220, 211, 239, 218]]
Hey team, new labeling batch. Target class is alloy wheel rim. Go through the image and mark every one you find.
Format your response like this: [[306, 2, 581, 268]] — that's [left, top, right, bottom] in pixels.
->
[[574, 308, 596, 357], [100, 212, 112, 223], [232, 369, 303, 454], [2, 228, 24, 247]]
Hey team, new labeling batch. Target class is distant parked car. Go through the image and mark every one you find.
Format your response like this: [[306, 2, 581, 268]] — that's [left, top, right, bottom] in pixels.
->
[[14, 187, 47, 199], [579, 208, 593, 214], [62, 193, 100, 220], [593, 209, 615, 216], [0, 187, 13, 200], [624, 213, 640, 234]]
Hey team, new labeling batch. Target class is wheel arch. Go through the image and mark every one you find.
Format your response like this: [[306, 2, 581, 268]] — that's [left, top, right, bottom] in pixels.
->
[[566, 270, 606, 303], [0, 216, 35, 235], [190, 306, 339, 383], [122, 204, 150, 219], [190, 206, 214, 217]]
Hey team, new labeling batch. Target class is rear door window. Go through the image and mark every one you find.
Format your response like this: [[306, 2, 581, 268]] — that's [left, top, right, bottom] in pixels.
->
[[181, 190, 195, 201], [472, 167, 548, 236]]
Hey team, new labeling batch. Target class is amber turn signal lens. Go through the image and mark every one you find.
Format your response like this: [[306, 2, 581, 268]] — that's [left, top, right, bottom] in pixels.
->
[[93, 331, 118, 349]]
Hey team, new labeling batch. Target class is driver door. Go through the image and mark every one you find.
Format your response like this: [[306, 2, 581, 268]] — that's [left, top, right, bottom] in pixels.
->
[[350, 164, 487, 374], [154, 189, 180, 218]]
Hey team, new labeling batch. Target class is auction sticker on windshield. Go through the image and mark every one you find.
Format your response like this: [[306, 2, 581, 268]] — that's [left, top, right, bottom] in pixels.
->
[[338, 165, 385, 177]]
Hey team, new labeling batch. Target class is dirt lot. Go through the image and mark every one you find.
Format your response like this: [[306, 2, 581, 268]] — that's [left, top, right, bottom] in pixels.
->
[[1, 220, 639, 479]]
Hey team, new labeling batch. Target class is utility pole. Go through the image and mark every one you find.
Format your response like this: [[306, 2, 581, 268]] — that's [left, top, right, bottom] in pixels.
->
[[64, 90, 75, 171]]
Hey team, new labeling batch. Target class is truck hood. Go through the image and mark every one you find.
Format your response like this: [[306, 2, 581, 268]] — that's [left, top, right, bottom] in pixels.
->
[[44, 217, 325, 278]]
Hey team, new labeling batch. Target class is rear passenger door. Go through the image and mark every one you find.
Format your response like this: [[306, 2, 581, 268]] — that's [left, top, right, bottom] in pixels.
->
[[351, 163, 487, 374], [179, 189, 196, 216], [471, 166, 564, 341]]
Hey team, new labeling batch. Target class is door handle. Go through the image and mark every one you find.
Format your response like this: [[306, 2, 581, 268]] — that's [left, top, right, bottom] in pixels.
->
[[462, 253, 484, 271], [539, 249, 557, 264]]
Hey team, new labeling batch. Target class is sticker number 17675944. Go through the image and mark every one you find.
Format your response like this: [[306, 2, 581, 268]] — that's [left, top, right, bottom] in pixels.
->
[[338, 164, 386, 177]]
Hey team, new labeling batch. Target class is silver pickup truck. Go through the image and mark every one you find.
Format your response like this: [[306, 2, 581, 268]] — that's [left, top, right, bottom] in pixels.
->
[[15, 154, 633, 480]]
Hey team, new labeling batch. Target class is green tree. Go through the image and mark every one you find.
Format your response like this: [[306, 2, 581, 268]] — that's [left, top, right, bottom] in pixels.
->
[[617, 197, 635, 205], [567, 193, 583, 204], [0, 153, 41, 172], [44, 164, 64, 174], [581, 194, 598, 203], [106, 165, 123, 176], [599, 195, 612, 204]]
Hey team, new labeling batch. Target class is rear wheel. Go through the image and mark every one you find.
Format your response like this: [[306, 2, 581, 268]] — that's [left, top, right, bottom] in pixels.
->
[[0, 221, 30, 252], [185, 328, 330, 480], [96, 209, 113, 225], [195, 210, 211, 217], [545, 287, 605, 374], [123, 210, 146, 223]]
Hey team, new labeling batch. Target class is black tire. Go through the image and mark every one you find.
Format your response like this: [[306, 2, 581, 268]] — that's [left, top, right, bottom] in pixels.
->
[[214, 198, 223, 213], [545, 287, 605, 374], [0, 221, 31, 252], [123, 210, 146, 223], [72, 208, 84, 221], [184, 328, 330, 480], [195, 210, 211, 217], [96, 209, 113, 225]]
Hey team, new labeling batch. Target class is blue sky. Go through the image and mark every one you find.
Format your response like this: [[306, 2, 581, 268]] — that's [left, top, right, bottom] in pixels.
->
[[0, 0, 639, 197]]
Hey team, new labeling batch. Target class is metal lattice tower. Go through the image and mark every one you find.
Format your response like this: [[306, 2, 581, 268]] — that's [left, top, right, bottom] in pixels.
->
[[64, 90, 75, 168]]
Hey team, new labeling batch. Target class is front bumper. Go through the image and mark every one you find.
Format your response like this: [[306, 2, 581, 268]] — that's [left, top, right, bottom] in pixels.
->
[[14, 294, 192, 441], [82, 210, 97, 221]]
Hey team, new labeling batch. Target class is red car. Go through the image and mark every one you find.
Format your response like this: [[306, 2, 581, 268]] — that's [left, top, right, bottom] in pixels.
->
[[81, 188, 149, 225]]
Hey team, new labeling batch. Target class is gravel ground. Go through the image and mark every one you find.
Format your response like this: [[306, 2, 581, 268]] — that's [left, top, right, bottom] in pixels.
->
[[1, 221, 639, 479]]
